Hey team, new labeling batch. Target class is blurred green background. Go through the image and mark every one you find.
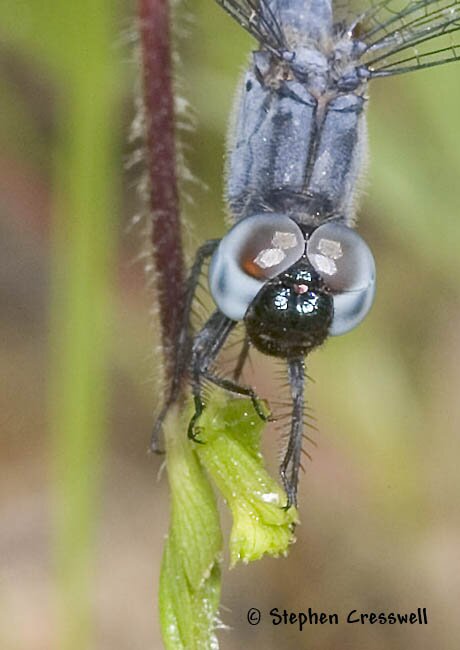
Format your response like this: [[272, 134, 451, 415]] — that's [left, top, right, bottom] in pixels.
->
[[1, 1, 460, 649]]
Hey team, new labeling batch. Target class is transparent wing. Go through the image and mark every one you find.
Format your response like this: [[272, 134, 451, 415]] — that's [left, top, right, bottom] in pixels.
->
[[333, 0, 370, 30], [214, 0, 287, 54], [355, 0, 460, 77]]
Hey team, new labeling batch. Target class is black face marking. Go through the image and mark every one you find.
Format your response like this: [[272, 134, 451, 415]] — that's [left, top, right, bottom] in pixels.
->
[[244, 257, 333, 358]]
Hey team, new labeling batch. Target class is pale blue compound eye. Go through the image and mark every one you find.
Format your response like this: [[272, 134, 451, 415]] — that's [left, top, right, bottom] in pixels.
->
[[306, 222, 376, 336], [209, 213, 305, 321]]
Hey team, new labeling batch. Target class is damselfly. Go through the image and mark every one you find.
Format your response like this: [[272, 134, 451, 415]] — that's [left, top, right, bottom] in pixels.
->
[[150, 0, 460, 507]]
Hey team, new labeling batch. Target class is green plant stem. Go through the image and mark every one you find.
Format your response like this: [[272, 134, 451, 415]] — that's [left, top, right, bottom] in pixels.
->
[[49, 4, 119, 649]]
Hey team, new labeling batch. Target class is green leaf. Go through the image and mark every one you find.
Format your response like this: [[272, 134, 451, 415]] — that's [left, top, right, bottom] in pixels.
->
[[159, 397, 298, 649], [195, 397, 298, 566], [159, 407, 223, 650]]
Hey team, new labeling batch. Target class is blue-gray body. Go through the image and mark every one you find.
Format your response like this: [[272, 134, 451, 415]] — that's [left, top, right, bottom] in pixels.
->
[[226, 0, 369, 227]]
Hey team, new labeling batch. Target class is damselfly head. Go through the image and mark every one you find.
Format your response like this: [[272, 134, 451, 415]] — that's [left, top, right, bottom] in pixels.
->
[[209, 215, 376, 352]]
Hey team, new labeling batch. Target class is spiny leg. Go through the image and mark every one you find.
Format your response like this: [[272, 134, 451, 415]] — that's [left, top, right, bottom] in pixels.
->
[[188, 310, 236, 442], [150, 239, 220, 452], [232, 335, 250, 382], [229, 336, 270, 419], [203, 371, 269, 422], [280, 357, 305, 509], [188, 313, 267, 441]]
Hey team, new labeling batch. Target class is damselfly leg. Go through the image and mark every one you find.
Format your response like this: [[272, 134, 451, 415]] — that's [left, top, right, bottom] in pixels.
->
[[187, 309, 269, 442], [151, 239, 268, 449], [280, 357, 305, 509], [150, 239, 219, 452]]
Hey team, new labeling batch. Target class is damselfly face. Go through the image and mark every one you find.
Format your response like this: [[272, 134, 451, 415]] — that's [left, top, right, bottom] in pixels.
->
[[209, 217, 376, 355]]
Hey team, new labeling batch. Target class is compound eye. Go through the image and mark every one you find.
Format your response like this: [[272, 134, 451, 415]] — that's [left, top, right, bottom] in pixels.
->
[[209, 213, 305, 321], [306, 222, 376, 336]]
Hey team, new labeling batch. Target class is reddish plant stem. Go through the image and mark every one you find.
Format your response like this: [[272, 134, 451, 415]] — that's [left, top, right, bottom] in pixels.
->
[[139, 0, 185, 386]]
